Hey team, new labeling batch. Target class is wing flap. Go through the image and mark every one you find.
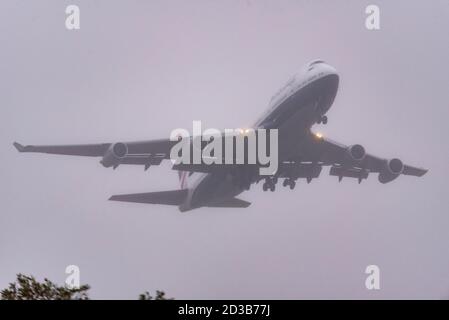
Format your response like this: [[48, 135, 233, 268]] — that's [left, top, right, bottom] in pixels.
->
[[120, 155, 165, 166]]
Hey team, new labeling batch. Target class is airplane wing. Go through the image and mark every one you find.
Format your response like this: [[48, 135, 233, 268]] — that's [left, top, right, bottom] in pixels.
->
[[14, 131, 427, 184], [13, 139, 177, 169], [292, 131, 428, 183], [13, 141, 110, 156], [167, 131, 427, 185]]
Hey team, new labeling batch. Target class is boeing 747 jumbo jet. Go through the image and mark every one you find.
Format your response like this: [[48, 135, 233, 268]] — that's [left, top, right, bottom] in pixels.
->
[[14, 60, 427, 212]]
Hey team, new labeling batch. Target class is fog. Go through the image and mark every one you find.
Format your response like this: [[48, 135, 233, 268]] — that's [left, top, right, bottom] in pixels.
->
[[1, 0, 448, 299]]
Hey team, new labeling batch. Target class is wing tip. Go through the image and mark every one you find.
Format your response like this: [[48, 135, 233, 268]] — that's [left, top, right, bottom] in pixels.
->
[[13, 142, 25, 152], [403, 165, 429, 177], [413, 167, 429, 177], [420, 168, 429, 177]]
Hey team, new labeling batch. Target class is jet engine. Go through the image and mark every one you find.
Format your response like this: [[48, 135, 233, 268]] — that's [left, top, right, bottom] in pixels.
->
[[100, 142, 128, 168], [346, 144, 366, 162], [378, 158, 404, 183]]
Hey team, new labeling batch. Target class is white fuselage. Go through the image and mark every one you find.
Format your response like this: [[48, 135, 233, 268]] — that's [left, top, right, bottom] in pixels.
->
[[179, 61, 339, 212]]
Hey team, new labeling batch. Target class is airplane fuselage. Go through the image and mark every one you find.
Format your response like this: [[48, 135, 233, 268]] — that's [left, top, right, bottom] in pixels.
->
[[179, 60, 339, 212]]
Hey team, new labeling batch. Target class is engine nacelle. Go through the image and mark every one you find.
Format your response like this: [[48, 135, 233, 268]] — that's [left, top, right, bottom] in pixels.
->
[[346, 144, 366, 162], [378, 158, 404, 183], [100, 142, 128, 168]]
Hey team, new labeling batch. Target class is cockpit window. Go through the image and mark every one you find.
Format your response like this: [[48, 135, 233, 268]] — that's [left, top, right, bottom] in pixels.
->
[[309, 60, 325, 66], [308, 60, 325, 71]]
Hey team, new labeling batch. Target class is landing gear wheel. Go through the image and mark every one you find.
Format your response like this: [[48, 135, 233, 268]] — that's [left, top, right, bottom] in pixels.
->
[[283, 179, 289, 187], [322, 116, 328, 125], [263, 183, 268, 192], [289, 180, 296, 190], [270, 184, 275, 192]]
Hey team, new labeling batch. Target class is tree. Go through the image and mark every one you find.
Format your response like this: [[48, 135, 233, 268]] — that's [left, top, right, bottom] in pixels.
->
[[1, 274, 90, 300], [1, 274, 173, 300]]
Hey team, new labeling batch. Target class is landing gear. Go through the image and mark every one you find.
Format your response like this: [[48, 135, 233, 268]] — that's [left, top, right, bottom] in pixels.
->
[[289, 180, 296, 190], [322, 116, 328, 124], [262, 177, 277, 192], [263, 183, 268, 192], [283, 178, 296, 190], [317, 115, 328, 124], [262, 182, 276, 192]]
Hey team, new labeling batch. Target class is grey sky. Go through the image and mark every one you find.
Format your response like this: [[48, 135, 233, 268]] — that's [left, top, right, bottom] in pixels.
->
[[1, 0, 448, 299]]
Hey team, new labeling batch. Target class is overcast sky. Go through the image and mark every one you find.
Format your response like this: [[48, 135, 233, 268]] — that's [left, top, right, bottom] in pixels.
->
[[1, 0, 448, 299]]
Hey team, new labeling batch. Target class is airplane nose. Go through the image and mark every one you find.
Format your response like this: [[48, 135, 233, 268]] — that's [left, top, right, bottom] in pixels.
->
[[307, 59, 337, 75], [323, 63, 338, 75]]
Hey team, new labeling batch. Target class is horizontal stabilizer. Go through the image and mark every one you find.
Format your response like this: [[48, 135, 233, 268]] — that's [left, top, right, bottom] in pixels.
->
[[109, 189, 188, 206], [206, 197, 251, 208]]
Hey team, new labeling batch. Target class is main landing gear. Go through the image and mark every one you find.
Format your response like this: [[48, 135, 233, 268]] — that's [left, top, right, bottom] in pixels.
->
[[262, 177, 298, 191], [282, 178, 296, 190], [317, 115, 328, 124], [262, 177, 277, 192]]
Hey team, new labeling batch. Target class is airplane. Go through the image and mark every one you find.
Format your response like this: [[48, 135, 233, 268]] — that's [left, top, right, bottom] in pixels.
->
[[13, 60, 427, 212]]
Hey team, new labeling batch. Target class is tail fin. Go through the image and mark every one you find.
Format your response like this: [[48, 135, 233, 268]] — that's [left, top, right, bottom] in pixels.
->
[[178, 171, 189, 189]]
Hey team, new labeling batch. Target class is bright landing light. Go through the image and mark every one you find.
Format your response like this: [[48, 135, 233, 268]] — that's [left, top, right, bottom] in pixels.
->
[[315, 132, 323, 139], [238, 128, 253, 135]]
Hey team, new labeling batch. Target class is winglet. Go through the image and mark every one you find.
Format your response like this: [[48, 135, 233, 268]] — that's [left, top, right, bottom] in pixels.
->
[[13, 142, 26, 152]]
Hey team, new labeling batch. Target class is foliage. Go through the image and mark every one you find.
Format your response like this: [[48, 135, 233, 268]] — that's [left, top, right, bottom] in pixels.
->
[[1, 274, 172, 300], [1, 274, 90, 300], [138, 290, 172, 300]]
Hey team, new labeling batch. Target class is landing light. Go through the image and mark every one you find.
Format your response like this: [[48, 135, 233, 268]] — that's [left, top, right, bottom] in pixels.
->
[[238, 128, 253, 135], [315, 132, 323, 139]]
